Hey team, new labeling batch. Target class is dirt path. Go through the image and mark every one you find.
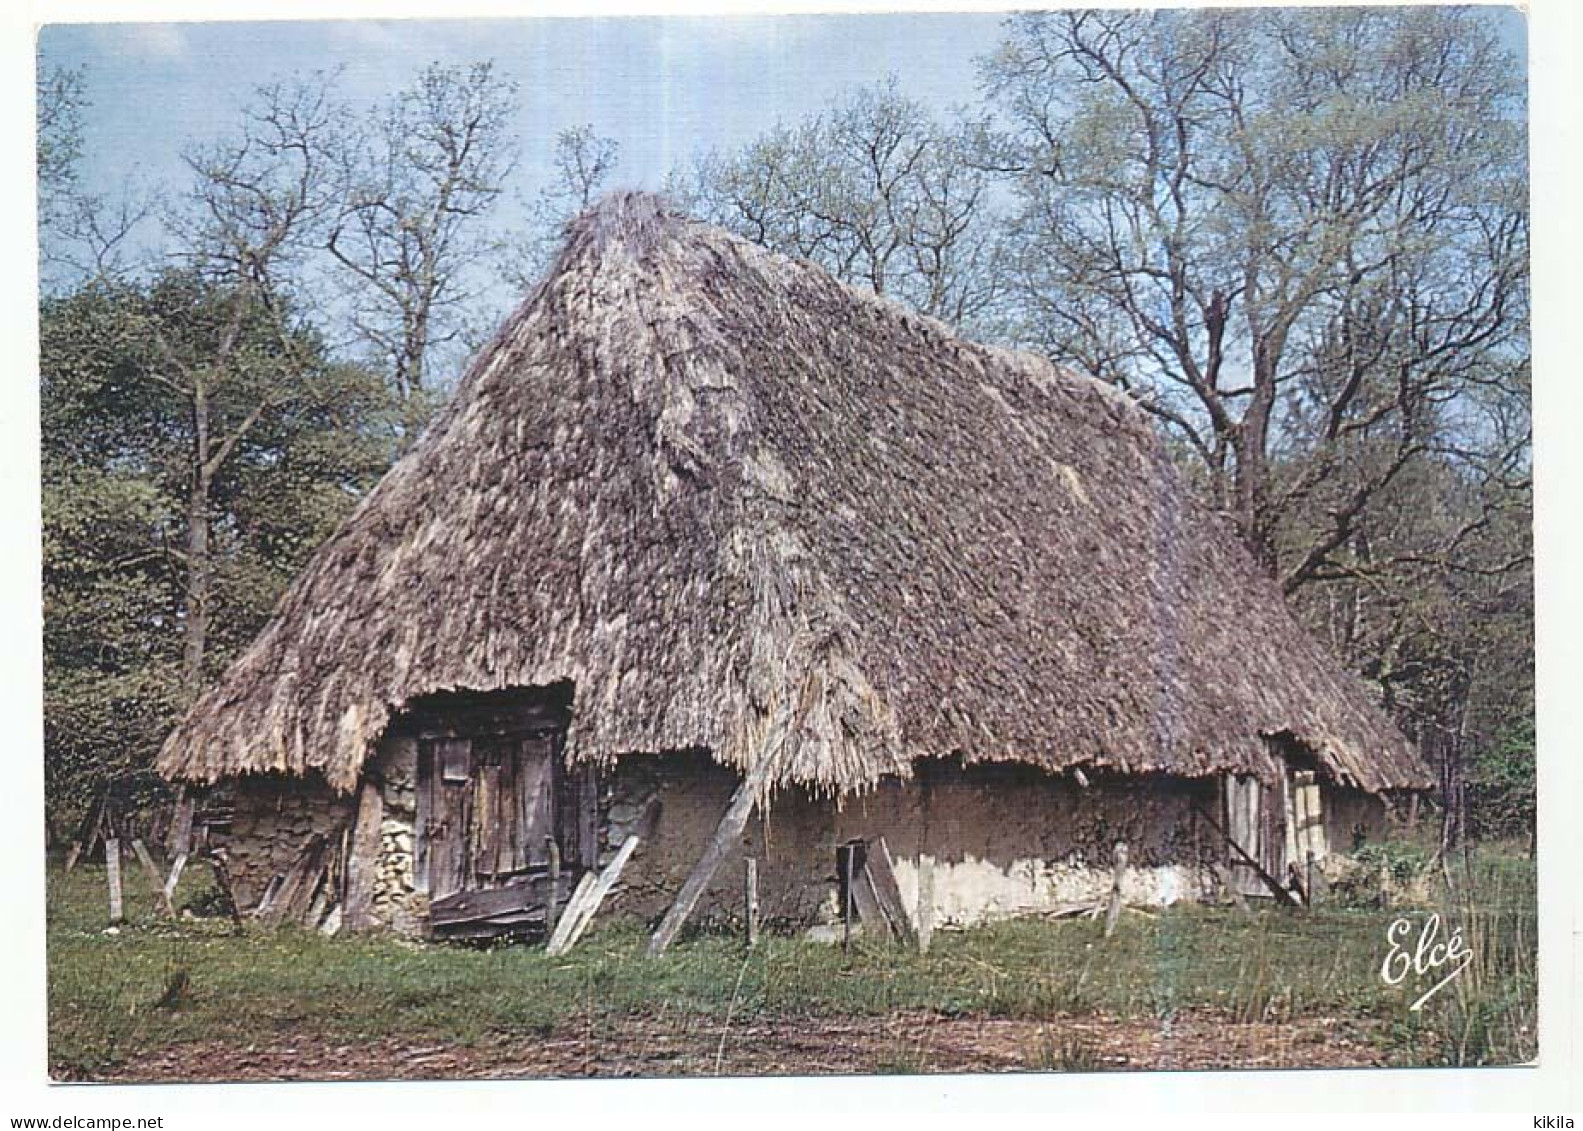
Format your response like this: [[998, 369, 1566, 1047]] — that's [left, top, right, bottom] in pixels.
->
[[86, 1009, 1390, 1082]]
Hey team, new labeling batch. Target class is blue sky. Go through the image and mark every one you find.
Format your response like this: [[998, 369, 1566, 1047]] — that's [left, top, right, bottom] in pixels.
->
[[39, 14, 1008, 220], [39, 8, 1528, 214], [36, 8, 1529, 362]]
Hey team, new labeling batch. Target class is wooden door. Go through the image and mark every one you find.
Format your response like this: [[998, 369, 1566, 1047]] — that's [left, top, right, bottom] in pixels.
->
[[417, 733, 560, 900], [1224, 774, 1285, 898], [1284, 769, 1328, 866]]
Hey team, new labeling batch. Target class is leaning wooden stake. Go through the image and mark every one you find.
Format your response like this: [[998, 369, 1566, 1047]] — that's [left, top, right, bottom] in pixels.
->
[[647, 751, 778, 958], [744, 857, 760, 948], [865, 837, 915, 945], [550, 835, 642, 956], [65, 796, 105, 874], [1103, 841, 1128, 938], [105, 836, 123, 924], [163, 853, 188, 906], [131, 838, 174, 917], [1192, 805, 1301, 907]]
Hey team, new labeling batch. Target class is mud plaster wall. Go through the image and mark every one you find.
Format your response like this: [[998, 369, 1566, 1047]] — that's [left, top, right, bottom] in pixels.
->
[[222, 774, 350, 910], [603, 755, 1221, 929]]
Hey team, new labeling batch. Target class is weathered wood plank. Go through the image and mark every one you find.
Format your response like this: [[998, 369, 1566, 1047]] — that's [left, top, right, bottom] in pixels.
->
[[472, 759, 498, 882], [545, 872, 597, 954], [430, 880, 543, 927], [105, 836, 123, 923], [435, 911, 550, 940], [517, 736, 555, 867], [916, 854, 935, 955], [343, 776, 385, 930], [551, 835, 642, 956], [865, 837, 916, 945], [428, 738, 473, 900], [260, 834, 329, 925], [415, 741, 433, 893], [131, 838, 174, 917], [849, 861, 892, 941]]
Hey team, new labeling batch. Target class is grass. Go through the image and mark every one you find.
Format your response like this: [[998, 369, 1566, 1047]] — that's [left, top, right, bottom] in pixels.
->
[[45, 842, 1537, 1078]]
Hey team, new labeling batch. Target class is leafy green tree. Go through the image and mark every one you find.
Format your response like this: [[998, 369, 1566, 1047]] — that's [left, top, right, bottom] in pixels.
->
[[40, 274, 399, 826]]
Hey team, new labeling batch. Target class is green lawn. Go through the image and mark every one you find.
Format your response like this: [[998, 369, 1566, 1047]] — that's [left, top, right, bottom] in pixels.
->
[[45, 844, 1537, 1079]]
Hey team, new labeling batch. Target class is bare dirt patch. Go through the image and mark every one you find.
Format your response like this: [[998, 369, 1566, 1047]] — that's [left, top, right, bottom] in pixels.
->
[[86, 1009, 1390, 1083]]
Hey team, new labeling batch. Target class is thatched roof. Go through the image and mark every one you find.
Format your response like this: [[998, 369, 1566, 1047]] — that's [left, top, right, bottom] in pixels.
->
[[158, 192, 1431, 797]]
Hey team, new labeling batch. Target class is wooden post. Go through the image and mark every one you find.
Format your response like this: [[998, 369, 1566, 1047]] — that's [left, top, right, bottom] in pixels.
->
[[342, 777, 384, 930], [544, 836, 563, 942], [1306, 849, 1317, 910], [916, 854, 935, 955], [838, 843, 856, 952], [744, 857, 760, 948], [105, 837, 123, 924], [163, 854, 188, 906], [647, 752, 778, 958], [131, 838, 174, 917], [166, 787, 196, 857], [1103, 841, 1128, 938]]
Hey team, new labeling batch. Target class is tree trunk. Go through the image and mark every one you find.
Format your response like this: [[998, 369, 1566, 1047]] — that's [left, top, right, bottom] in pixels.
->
[[1231, 336, 1284, 577], [182, 388, 213, 701]]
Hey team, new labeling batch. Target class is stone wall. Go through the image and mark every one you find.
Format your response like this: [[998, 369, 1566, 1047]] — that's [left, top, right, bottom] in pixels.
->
[[368, 736, 427, 934], [601, 755, 1220, 931], [221, 774, 351, 911]]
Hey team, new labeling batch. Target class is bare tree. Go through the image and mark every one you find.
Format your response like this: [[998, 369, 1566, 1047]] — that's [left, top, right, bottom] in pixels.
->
[[37, 64, 155, 288], [677, 78, 1007, 331], [982, 8, 1528, 578], [36, 65, 85, 230], [326, 62, 519, 405], [496, 124, 620, 294], [159, 75, 342, 697]]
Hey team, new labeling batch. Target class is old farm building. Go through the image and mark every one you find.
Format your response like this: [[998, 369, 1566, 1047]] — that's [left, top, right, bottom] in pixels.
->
[[157, 193, 1431, 942]]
